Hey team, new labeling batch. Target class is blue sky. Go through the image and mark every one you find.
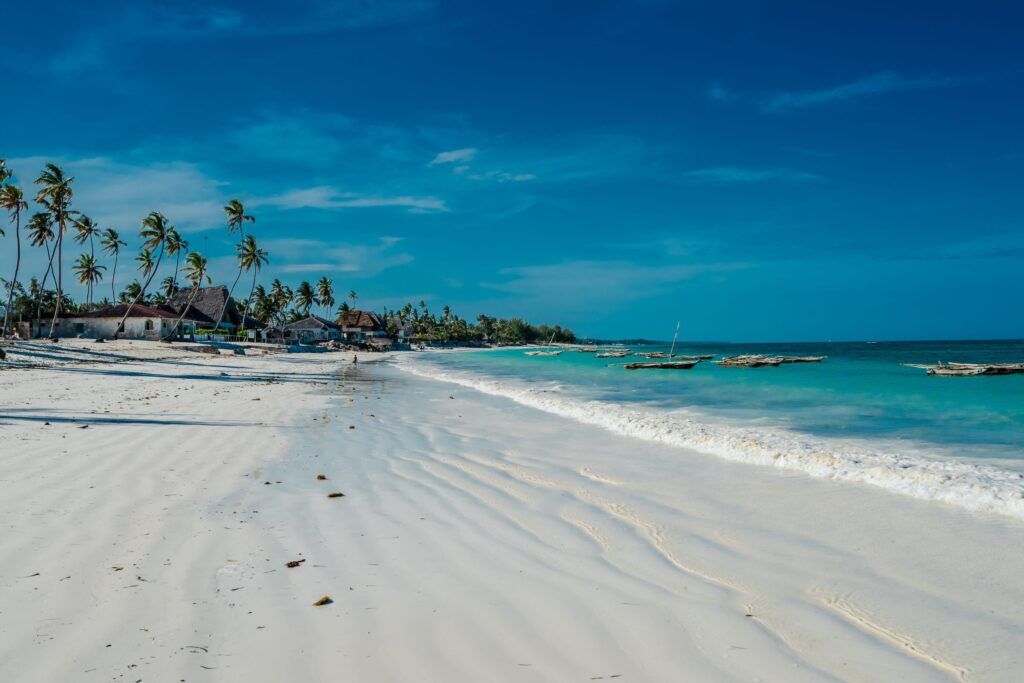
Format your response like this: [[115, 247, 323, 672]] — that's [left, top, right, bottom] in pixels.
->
[[1, 0, 1022, 341]]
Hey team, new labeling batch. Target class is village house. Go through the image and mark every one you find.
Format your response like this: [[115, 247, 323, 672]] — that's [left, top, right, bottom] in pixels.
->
[[165, 285, 239, 330], [282, 316, 342, 343], [337, 310, 386, 342], [46, 304, 198, 340]]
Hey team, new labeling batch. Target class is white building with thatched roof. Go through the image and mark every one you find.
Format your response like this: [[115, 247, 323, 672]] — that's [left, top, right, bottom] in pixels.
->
[[48, 304, 199, 340], [283, 316, 342, 342], [337, 310, 386, 341]]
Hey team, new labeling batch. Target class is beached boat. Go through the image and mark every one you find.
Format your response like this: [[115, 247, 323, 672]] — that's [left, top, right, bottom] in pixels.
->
[[903, 362, 1024, 376], [716, 355, 784, 367], [595, 350, 631, 358], [625, 360, 700, 370]]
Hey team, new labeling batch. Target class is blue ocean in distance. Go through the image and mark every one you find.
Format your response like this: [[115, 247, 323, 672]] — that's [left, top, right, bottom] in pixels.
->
[[423, 339, 1024, 464]]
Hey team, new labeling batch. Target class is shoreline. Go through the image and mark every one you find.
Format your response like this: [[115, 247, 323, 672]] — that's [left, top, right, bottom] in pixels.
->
[[395, 350, 1024, 522], [2, 343, 1023, 680]]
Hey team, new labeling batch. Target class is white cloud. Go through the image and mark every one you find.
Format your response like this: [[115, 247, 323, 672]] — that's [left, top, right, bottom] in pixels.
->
[[466, 170, 536, 183], [9, 155, 228, 234], [250, 186, 447, 212], [683, 166, 821, 183], [261, 236, 414, 276], [228, 110, 355, 163], [430, 148, 477, 165], [708, 82, 735, 102], [48, 2, 437, 75], [766, 71, 979, 112], [482, 259, 747, 308]]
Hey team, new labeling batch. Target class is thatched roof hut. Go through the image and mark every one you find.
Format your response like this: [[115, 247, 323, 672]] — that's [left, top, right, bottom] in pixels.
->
[[165, 286, 239, 327], [336, 310, 385, 333]]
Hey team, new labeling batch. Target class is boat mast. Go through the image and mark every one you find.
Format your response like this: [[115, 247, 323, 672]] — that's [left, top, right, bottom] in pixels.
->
[[668, 321, 680, 357]]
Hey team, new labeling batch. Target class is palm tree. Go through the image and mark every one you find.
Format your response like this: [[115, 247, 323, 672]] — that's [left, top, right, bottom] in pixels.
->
[[224, 199, 255, 238], [1, 183, 28, 336], [316, 277, 334, 318], [163, 252, 210, 341], [27, 212, 56, 322], [34, 164, 74, 339], [160, 275, 177, 298], [73, 214, 99, 262], [237, 236, 269, 330], [100, 228, 126, 302], [348, 290, 357, 308], [119, 281, 142, 304], [266, 279, 292, 325], [210, 202, 255, 334], [295, 281, 315, 315], [136, 248, 155, 285], [113, 211, 170, 338], [72, 254, 106, 306], [165, 227, 187, 293]]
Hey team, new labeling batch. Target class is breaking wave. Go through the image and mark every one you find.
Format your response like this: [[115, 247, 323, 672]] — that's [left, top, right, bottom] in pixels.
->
[[394, 354, 1024, 521]]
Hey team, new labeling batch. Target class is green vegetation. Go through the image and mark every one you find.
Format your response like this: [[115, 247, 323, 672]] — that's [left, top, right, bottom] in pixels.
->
[[0, 158, 574, 344]]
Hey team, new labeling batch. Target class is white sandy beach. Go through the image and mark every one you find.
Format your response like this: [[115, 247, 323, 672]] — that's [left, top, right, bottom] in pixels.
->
[[2, 341, 1023, 681]]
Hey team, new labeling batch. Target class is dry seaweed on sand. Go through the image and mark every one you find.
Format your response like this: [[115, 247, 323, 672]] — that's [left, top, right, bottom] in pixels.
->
[[286, 559, 306, 568], [327, 492, 345, 498], [313, 596, 333, 606]]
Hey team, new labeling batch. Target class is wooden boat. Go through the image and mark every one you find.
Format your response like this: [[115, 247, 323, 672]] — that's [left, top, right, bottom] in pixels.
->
[[595, 350, 631, 358], [776, 356, 826, 363], [625, 360, 700, 370], [675, 354, 715, 361], [716, 355, 784, 367], [623, 322, 706, 370], [903, 362, 1024, 376], [525, 331, 562, 356]]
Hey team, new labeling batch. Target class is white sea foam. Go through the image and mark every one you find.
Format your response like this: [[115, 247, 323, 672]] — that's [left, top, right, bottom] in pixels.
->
[[394, 354, 1024, 521]]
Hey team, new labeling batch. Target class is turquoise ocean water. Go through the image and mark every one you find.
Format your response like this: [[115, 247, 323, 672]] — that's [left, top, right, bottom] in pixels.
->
[[397, 340, 1024, 519]]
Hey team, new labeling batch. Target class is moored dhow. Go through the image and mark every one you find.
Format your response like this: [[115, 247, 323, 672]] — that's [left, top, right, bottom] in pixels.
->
[[903, 362, 1024, 376], [716, 355, 784, 367], [624, 360, 700, 370]]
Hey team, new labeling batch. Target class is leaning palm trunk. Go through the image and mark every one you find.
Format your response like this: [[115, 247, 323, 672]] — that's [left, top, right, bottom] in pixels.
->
[[88, 233, 95, 307], [34, 242, 53, 323], [242, 267, 258, 332], [162, 283, 201, 341], [110, 253, 119, 302], [34, 241, 57, 325], [3, 212, 22, 337], [211, 265, 243, 336], [46, 217, 64, 338], [112, 247, 163, 339]]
